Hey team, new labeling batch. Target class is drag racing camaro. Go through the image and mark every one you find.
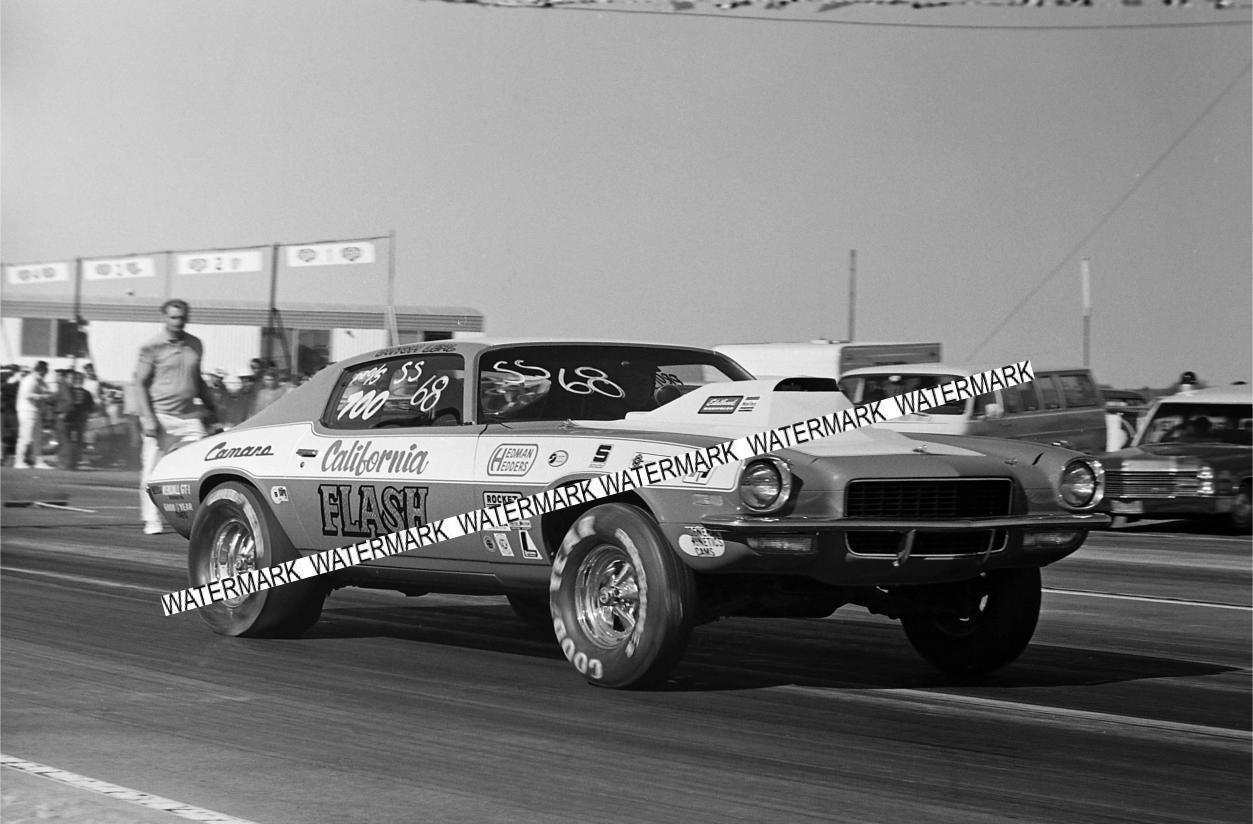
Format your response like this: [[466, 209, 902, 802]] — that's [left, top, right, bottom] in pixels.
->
[[148, 339, 1110, 688]]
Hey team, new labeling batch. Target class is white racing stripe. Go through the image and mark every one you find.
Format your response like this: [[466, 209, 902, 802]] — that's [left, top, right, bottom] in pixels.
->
[[774, 686, 1249, 749], [1045, 587, 1251, 611], [0, 754, 263, 824]]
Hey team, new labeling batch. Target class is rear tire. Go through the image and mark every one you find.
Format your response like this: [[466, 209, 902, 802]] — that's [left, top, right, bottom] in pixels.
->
[[549, 504, 696, 689], [189, 481, 325, 637], [900, 568, 1041, 676]]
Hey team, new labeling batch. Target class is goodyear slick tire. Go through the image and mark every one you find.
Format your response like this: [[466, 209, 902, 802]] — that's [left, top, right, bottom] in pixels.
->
[[549, 503, 696, 689], [189, 481, 325, 638], [900, 567, 1041, 677]]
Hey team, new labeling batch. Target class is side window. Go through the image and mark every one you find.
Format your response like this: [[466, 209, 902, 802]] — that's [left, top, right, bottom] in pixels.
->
[[1007, 381, 1040, 412], [1001, 386, 1021, 414], [973, 391, 1001, 416], [1038, 375, 1063, 409], [1057, 373, 1099, 408], [323, 355, 465, 430]]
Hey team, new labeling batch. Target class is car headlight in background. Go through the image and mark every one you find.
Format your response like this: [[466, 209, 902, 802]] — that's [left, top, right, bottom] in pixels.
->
[[1059, 457, 1103, 510], [737, 457, 793, 514], [1197, 465, 1215, 495]]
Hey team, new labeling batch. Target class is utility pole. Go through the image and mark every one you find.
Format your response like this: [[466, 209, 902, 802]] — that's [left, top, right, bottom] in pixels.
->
[[386, 230, 399, 345], [265, 243, 279, 366], [848, 249, 857, 341], [1081, 257, 1091, 368]]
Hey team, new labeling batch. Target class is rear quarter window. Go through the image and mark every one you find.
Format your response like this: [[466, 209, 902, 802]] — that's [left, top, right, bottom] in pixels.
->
[[323, 354, 465, 429]]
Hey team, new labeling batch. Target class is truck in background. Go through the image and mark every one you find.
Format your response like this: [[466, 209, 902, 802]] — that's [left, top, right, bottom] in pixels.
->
[[838, 362, 1109, 454], [713, 340, 942, 380]]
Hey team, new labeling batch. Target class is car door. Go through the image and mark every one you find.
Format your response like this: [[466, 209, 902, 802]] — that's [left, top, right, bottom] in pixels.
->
[[283, 352, 488, 565]]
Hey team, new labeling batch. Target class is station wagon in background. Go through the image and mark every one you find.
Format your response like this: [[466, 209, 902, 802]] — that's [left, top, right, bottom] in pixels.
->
[[147, 339, 1110, 688], [838, 363, 1108, 454], [1098, 385, 1252, 533]]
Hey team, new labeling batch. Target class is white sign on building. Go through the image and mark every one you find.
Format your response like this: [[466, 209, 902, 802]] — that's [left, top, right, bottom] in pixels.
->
[[83, 256, 157, 280], [285, 241, 377, 268], [5, 262, 71, 285], [175, 249, 265, 276]]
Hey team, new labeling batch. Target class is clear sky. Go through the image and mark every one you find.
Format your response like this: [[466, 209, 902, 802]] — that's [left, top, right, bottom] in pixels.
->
[[2, 0, 1250, 388]]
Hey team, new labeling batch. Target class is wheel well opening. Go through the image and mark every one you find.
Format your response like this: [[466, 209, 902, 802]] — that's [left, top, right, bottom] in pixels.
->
[[198, 473, 255, 502], [540, 489, 650, 555]]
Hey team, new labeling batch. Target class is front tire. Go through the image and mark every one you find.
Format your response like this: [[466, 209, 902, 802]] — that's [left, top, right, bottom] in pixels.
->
[[900, 567, 1041, 676], [189, 481, 325, 637], [549, 504, 696, 689]]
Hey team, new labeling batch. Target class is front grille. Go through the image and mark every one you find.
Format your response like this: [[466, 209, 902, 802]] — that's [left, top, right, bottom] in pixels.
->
[[844, 478, 1013, 557], [846, 530, 1007, 557], [845, 478, 1013, 520], [1105, 470, 1196, 498]]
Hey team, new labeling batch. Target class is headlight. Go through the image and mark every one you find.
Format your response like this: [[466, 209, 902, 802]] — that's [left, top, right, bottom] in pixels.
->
[[737, 457, 793, 514], [1059, 457, 1103, 510], [1197, 465, 1215, 495]]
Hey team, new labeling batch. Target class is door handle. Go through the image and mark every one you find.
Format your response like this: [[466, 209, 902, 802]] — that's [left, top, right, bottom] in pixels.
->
[[297, 448, 318, 457]]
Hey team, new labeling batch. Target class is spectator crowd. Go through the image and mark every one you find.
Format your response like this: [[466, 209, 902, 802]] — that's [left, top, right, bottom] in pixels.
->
[[1, 357, 303, 470]]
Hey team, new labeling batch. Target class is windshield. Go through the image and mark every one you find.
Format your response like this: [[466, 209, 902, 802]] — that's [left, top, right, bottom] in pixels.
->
[[838, 373, 969, 415], [1139, 402, 1252, 446], [478, 344, 751, 422]]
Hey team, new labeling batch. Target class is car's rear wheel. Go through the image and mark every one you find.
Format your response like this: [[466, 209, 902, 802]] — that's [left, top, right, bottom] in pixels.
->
[[189, 481, 325, 637], [549, 504, 696, 689], [900, 567, 1041, 676]]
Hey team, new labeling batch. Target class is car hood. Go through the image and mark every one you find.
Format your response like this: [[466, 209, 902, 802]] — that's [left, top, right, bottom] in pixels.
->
[[1103, 442, 1251, 468], [593, 380, 985, 458]]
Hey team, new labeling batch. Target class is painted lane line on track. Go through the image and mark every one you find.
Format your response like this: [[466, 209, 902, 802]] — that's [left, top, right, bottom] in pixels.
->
[[775, 686, 1250, 750], [160, 361, 1040, 615], [0, 754, 263, 824], [1, 565, 169, 596], [1045, 586, 1252, 611], [32, 501, 98, 512]]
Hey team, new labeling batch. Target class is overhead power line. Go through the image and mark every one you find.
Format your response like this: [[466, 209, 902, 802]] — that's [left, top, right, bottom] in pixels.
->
[[428, 0, 1251, 30], [965, 59, 1252, 360]]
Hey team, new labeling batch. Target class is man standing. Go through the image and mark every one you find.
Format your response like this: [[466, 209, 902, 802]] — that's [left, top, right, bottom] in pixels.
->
[[56, 370, 95, 470], [14, 360, 52, 469], [135, 299, 219, 534]]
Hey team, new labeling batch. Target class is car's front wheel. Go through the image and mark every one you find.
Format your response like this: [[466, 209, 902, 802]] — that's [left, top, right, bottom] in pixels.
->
[[189, 481, 325, 637], [549, 504, 697, 689], [900, 567, 1041, 676]]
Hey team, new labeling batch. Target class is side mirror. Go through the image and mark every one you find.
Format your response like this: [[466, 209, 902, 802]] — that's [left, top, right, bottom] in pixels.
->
[[983, 402, 1005, 420]]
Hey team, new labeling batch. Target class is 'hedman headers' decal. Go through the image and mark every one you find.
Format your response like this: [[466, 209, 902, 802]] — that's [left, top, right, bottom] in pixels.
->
[[487, 443, 538, 476], [159, 361, 1036, 616]]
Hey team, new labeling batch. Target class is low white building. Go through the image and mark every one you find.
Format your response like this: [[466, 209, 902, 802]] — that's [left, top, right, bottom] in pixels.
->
[[1, 300, 485, 384]]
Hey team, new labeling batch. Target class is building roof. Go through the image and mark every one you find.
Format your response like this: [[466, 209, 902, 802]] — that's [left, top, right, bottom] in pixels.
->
[[1, 298, 483, 332]]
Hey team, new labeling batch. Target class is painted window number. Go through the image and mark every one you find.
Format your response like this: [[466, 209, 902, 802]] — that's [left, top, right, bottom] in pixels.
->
[[338, 388, 388, 420], [409, 375, 450, 412], [558, 366, 624, 399]]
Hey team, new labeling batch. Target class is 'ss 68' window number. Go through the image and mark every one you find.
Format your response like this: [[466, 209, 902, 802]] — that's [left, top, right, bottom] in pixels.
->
[[491, 360, 624, 399], [397, 359, 449, 412]]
